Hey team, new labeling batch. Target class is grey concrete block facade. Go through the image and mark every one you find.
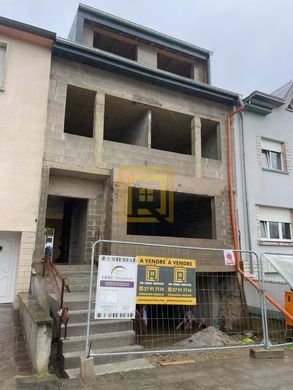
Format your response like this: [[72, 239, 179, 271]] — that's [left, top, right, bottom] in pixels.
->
[[34, 54, 235, 270]]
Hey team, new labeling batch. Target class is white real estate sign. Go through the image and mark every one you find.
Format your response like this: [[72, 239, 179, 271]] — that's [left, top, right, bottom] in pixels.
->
[[94, 255, 138, 320]]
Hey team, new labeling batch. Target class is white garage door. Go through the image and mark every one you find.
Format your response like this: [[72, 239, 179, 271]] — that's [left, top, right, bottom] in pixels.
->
[[0, 233, 19, 303]]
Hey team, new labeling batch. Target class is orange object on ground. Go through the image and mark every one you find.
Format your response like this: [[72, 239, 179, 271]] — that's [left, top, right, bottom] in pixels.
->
[[285, 291, 293, 326]]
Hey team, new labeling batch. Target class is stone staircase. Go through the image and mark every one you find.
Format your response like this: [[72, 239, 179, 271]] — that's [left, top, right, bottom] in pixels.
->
[[47, 265, 152, 378]]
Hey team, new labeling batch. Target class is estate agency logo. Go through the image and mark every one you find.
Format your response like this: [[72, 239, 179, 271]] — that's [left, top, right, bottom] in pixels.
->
[[117, 167, 174, 223], [146, 266, 159, 282], [174, 268, 187, 283]]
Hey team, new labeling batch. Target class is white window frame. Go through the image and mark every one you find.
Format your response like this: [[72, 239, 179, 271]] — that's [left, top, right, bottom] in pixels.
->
[[0, 42, 7, 91], [260, 220, 292, 242], [261, 138, 285, 172], [261, 149, 284, 171]]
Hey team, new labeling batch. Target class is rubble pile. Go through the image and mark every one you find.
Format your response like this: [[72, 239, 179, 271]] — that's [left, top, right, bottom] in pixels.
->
[[175, 326, 237, 348]]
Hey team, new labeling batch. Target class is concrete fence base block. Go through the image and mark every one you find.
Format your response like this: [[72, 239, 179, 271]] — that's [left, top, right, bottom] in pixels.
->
[[250, 348, 285, 359], [80, 356, 94, 378]]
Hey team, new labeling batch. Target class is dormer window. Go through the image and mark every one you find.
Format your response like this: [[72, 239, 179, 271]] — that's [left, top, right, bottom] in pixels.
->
[[93, 30, 136, 60]]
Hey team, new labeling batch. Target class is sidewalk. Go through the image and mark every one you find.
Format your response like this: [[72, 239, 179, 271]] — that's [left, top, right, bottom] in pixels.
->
[[0, 304, 292, 390], [0, 304, 33, 381], [11, 349, 293, 390]]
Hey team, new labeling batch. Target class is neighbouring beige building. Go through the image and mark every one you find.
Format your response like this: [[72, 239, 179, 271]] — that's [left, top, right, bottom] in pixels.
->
[[0, 17, 55, 305]]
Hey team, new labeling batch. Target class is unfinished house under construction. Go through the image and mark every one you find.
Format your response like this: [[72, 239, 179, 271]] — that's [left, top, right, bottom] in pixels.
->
[[32, 4, 245, 376]]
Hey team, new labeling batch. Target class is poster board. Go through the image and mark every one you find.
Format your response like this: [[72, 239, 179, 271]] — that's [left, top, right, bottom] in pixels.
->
[[223, 250, 236, 266], [94, 255, 138, 319], [136, 256, 196, 305]]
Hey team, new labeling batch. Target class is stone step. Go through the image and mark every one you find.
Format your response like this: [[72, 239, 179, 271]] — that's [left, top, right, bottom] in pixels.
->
[[47, 283, 96, 294], [63, 319, 133, 336], [69, 284, 96, 293], [48, 292, 94, 311], [45, 275, 96, 288], [65, 358, 153, 378], [63, 293, 95, 310], [62, 330, 136, 353], [63, 276, 96, 287], [53, 265, 92, 272], [68, 309, 95, 323], [64, 271, 97, 277], [63, 345, 144, 369], [47, 284, 96, 296]]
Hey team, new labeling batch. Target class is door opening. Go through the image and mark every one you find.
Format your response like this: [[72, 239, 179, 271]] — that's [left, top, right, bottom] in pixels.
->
[[45, 196, 88, 264]]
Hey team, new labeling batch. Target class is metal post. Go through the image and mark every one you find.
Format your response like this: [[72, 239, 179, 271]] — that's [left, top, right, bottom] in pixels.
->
[[85, 240, 98, 357], [259, 254, 270, 349]]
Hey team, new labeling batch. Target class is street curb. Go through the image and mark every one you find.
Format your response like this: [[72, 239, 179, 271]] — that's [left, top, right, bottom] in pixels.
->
[[250, 348, 285, 359]]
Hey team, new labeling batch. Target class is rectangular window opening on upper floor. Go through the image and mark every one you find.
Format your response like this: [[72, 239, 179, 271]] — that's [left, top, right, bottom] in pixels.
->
[[259, 206, 292, 242], [157, 52, 192, 79], [261, 138, 285, 172], [104, 95, 150, 147], [151, 106, 192, 155], [64, 85, 96, 138], [104, 95, 192, 155], [127, 188, 214, 239], [201, 118, 221, 160], [93, 30, 137, 60], [0, 44, 7, 89]]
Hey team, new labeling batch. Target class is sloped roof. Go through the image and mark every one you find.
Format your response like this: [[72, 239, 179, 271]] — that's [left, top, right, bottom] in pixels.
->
[[272, 80, 293, 99], [74, 4, 211, 60], [0, 16, 55, 41], [54, 37, 240, 106], [244, 90, 284, 116]]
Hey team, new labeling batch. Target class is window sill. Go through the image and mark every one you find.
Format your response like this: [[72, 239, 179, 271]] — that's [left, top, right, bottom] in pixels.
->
[[201, 157, 222, 162], [262, 168, 289, 175], [258, 240, 293, 247]]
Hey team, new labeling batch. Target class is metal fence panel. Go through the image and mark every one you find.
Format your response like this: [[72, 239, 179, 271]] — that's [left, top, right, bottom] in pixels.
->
[[85, 240, 268, 360], [260, 253, 293, 344]]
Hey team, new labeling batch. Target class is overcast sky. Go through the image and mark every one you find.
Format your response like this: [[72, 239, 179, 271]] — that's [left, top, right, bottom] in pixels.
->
[[0, 0, 292, 97]]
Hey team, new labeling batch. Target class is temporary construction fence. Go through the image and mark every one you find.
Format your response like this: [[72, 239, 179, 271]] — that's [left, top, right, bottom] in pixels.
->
[[242, 252, 293, 345], [248, 253, 293, 344], [85, 240, 293, 361]]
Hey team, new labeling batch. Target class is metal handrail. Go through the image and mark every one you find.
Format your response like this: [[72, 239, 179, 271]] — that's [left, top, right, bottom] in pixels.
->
[[42, 256, 70, 340]]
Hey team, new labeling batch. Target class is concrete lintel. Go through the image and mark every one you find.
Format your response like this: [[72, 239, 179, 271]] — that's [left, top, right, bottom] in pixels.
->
[[49, 166, 111, 181]]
